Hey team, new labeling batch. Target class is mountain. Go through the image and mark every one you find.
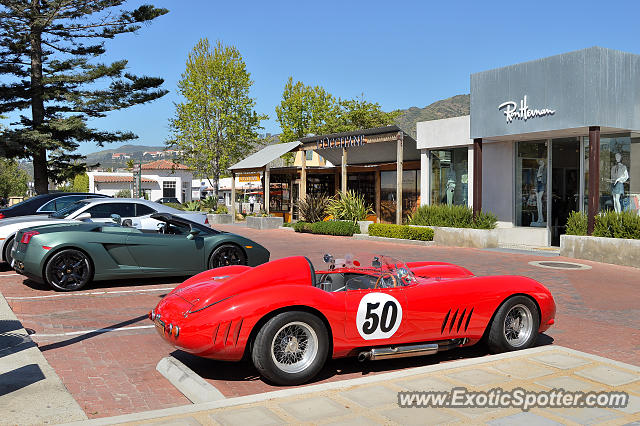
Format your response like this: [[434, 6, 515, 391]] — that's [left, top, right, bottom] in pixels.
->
[[394, 94, 470, 139]]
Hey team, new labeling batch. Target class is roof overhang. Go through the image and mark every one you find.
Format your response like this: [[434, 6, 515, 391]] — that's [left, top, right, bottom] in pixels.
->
[[229, 142, 301, 172]]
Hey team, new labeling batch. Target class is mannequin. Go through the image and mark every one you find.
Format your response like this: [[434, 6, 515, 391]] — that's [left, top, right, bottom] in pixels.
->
[[446, 167, 456, 205], [611, 152, 629, 213], [532, 159, 546, 226], [461, 160, 468, 205]]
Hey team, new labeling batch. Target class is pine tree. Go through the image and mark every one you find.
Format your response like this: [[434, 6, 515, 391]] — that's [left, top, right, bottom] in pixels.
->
[[0, 0, 169, 194]]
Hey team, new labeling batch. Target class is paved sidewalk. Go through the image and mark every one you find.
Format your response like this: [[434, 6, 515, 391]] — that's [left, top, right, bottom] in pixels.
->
[[0, 292, 86, 425], [67, 346, 640, 426]]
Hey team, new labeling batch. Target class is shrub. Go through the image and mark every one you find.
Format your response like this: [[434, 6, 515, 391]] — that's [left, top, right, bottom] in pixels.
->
[[183, 200, 201, 211], [214, 204, 229, 214], [327, 191, 374, 222], [564, 210, 640, 239], [293, 221, 313, 233], [201, 195, 218, 211], [311, 220, 360, 236], [164, 202, 184, 210], [114, 189, 131, 198], [409, 204, 497, 229], [297, 194, 330, 222], [368, 223, 434, 241], [282, 222, 294, 228], [565, 211, 587, 236]]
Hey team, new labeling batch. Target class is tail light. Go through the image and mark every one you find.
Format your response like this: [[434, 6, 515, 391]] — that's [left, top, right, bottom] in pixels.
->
[[20, 231, 39, 244], [204, 216, 209, 225], [0, 213, 4, 219]]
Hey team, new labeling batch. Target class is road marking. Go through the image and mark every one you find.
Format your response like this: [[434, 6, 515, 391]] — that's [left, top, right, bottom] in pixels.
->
[[0, 273, 18, 277], [32, 325, 156, 338], [5, 286, 175, 300]]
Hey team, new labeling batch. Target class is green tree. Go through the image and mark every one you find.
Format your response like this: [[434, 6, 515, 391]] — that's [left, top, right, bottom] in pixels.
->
[[275, 77, 334, 142], [0, 1, 169, 194], [323, 94, 401, 134], [72, 173, 89, 193], [126, 159, 135, 171], [0, 158, 30, 199], [167, 38, 266, 198]]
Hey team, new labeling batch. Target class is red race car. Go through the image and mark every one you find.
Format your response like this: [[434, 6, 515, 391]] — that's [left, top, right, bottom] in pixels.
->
[[150, 253, 555, 385]]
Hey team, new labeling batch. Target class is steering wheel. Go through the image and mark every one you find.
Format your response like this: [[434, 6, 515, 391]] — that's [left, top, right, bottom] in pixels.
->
[[374, 273, 397, 289]]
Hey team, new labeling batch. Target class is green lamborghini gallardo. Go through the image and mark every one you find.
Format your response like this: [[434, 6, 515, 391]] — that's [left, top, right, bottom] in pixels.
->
[[11, 213, 269, 291]]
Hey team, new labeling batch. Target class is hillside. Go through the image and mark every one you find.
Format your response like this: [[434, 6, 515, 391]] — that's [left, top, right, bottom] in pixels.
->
[[394, 94, 470, 138]]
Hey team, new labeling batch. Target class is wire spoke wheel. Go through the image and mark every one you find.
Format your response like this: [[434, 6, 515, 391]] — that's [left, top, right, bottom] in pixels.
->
[[502, 304, 533, 347], [45, 250, 92, 291], [270, 321, 318, 374], [209, 244, 246, 269]]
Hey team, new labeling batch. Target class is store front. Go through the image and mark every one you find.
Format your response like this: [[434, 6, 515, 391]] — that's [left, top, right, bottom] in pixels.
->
[[229, 127, 420, 224], [418, 47, 640, 246]]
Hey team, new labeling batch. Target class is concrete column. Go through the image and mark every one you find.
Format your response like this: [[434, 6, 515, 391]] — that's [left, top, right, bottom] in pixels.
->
[[396, 131, 404, 225], [467, 146, 474, 208], [289, 174, 294, 222], [588, 126, 600, 235], [230, 172, 236, 223], [341, 147, 348, 194], [420, 149, 430, 206], [264, 166, 270, 215], [300, 150, 307, 201], [473, 138, 483, 217]]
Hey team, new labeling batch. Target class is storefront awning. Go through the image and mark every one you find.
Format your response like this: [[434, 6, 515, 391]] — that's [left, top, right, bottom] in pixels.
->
[[229, 142, 301, 171]]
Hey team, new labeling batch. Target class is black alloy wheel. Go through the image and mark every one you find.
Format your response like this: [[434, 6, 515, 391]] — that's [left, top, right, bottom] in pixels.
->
[[44, 249, 93, 291], [208, 244, 246, 269]]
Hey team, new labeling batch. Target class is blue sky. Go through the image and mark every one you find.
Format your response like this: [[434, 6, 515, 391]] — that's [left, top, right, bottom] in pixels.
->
[[60, 0, 640, 154]]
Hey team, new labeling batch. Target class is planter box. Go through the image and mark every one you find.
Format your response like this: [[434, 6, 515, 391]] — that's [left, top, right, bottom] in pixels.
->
[[560, 234, 640, 268], [206, 214, 232, 225], [431, 226, 498, 248], [357, 220, 374, 234], [246, 216, 284, 230]]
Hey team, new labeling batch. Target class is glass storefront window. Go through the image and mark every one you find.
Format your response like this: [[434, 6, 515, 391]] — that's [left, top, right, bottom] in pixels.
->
[[307, 174, 334, 198], [515, 140, 548, 227], [584, 134, 640, 214], [347, 172, 375, 209], [380, 170, 420, 223], [430, 148, 468, 206]]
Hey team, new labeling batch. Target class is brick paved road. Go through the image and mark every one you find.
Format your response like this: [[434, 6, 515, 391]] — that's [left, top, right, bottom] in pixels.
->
[[1, 226, 638, 418]]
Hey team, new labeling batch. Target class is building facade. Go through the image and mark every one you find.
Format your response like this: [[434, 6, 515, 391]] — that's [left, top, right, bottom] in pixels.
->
[[418, 47, 640, 246]]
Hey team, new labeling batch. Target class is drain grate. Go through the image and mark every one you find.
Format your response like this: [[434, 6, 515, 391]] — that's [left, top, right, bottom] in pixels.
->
[[528, 260, 592, 270]]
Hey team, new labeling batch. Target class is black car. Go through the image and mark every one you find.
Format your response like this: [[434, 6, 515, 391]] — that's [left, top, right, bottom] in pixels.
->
[[154, 197, 181, 204], [0, 193, 109, 219]]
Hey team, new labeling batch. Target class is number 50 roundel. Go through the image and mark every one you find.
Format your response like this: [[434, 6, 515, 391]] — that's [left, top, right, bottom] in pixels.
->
[[356, 293, 402, 340]]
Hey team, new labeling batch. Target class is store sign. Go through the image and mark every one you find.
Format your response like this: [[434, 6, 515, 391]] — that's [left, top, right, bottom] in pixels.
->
[[238, 174, 260, 182], [498, 95, 555, 123], [317, 134, 366, 149]]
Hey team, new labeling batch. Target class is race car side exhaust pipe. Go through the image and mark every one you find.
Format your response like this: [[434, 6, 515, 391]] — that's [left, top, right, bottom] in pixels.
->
[[358, 343, 439, 362]]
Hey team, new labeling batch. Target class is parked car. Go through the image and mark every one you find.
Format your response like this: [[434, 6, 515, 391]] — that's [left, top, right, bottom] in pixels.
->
[[151, 253, 555, 385], [0, 198, 207, 265], [155, 197, 181, 204], [0, 193, 109, 219], [11, 213, 269, 291]]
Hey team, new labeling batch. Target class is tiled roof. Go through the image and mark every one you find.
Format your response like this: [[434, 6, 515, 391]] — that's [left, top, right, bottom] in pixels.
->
[[93, 176, 155, 183], [141, 160, 190, 170]]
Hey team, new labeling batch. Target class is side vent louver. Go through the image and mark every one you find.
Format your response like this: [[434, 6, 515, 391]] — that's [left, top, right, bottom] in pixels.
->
[[441, 307, 474, 334]]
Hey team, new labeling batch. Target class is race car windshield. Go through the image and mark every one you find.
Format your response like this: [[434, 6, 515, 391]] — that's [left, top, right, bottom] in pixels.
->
[[325, 253, 417, 286], [49, 201, 89, 218]]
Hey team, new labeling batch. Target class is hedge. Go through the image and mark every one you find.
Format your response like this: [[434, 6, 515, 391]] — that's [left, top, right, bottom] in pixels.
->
[[368, 223, 434, 241], [293, 221, 313, 233], [409, 204, 497, 229], [566, 210, 640, 239], [311, 221, 360, 236]]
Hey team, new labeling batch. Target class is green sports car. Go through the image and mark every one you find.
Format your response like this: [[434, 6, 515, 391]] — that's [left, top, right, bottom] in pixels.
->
[[11, 213, 270, 291]]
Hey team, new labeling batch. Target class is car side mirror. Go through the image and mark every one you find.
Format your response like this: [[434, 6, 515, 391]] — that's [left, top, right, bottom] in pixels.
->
[[186, 229, 200, 240], [110, 214, 122, 225], [75, 212, 91, 221]]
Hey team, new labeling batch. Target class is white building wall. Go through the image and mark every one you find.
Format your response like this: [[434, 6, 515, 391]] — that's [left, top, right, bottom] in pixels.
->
[[88, 170, 193, 202]]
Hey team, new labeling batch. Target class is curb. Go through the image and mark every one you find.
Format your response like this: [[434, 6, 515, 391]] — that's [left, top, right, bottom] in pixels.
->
[[353, 234, 435, 246], [156, 356, 225, 404]]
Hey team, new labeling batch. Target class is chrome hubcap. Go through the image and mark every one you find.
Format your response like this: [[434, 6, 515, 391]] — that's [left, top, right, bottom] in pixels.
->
[[271, 322, 318, 374], [503, 304, 533, 347]]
